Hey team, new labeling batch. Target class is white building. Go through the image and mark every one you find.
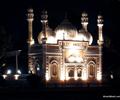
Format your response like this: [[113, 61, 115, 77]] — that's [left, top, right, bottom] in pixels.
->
[[27, 9, 104, 84]]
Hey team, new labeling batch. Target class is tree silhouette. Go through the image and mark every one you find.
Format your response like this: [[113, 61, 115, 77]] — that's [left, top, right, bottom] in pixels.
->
[[103, 35, 120, 80], [0, 26, 12, 66]]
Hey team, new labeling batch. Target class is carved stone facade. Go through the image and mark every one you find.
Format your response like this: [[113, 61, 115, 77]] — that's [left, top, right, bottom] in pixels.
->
[[27, 9, 104, 84], [42, 41, 102, 82]]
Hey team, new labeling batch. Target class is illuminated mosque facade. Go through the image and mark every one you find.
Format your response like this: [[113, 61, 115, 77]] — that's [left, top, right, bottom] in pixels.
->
[[27, 8, 104, 83]]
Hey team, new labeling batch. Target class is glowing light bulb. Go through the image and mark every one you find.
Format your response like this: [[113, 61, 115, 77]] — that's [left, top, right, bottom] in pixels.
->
[[14, 74, 20, 80], [2, 74, 7, 79], [7, 69, 12, 75], [17, 70, 21, 74], [110, 74, 113, 79], [37, 67, 40, 71], [97, 73, 102, 81]]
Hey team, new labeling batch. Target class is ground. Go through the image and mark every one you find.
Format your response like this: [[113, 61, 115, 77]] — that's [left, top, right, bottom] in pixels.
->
[[0, 78, 120, 100]]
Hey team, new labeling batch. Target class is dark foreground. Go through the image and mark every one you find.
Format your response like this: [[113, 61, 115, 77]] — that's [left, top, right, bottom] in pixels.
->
[[0, 86, 120, 100], [0, 87, 115, 100], [0, 80, 120, 100]]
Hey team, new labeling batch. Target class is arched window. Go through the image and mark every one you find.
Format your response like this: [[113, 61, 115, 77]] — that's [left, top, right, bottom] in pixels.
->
[[51, 62, 58, 76], [77, 68, 82, 77], [90, 64, 94, 76], [88, 62, 95, 77], [68, 69, 74, 77]]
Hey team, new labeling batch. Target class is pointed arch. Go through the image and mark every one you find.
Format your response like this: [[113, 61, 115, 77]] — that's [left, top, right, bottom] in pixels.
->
[[88, 61, 96, 78], [77, 68, 82, 77], [50, 59, 59, 80]]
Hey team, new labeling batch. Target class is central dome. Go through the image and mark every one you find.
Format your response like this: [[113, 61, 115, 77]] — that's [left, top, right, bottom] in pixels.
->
[[55, 18, 93, 45], [55, 18, 78, 40]]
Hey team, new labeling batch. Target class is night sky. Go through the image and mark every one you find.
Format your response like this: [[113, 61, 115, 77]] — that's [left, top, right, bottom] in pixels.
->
[[0, 0, 120, 48], [0, 0, 120, 73]]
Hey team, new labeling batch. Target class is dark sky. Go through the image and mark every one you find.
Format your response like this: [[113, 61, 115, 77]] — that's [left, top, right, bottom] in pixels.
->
[[0, 0, 120, 50], [0, 0, 120, 73]]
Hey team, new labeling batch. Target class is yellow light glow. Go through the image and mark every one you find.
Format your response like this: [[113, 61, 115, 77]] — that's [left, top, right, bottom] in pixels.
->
[[29, 68, 35, 74], [76, 56, 84, 63], [45, 28, 93, 44], [97, 73, 102, 81], [46, 72, 50, 81], [56, 30, 66, 40], [82, 73, 88, 81], [75, 76, 78, 80], [82, 76, 87, 81], [75, 56, 80, 63], [75, 34, 85, 41], [66, 47, 85, 63], [60, 71, 65, 81], [66, 76, 70, 81], [68, 46, 78, 52], [68, 55, 75, 62], [55, 30, 78, 41], [46, 36, 57, 44], [67, 48, 78, 55], [29, 39, 35, 45], [82, 77, 87, 81], [60, 75, 65, 81]]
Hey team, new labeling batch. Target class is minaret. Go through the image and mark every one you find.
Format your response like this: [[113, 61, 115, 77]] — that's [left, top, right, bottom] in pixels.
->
[[27, 8, 34, 46], [97, 15, 104, 45], [27, 8, 35, 74], [97, 15, 104, 81], [81, 12, 88, 31], [41, 10, 48, 43], [41, 11, 49, 81]]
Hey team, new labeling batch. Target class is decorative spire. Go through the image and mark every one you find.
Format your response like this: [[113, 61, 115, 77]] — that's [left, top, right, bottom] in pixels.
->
[[41, 10, 48, 23], [27, 8, 34, 20], [41, 10, 48, 41], [81, 12, 88, 31], [27, 8, 34, 46], [97, 15, 103, 25], [97, 15, 104, 46]]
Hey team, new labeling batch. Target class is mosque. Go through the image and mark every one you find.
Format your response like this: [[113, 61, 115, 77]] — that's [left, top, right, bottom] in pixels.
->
[[26, 8, 104, 84]]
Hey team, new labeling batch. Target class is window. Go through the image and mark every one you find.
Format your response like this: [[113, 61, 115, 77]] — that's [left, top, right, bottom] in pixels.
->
[[89, 64, 95, 76], [68, 69, 74, 77], [51, 63, 57, 76], [77, 69, 82, 77]]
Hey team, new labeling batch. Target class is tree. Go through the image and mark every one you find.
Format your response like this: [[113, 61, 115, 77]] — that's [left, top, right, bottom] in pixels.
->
[[0, 26, 12, 68]]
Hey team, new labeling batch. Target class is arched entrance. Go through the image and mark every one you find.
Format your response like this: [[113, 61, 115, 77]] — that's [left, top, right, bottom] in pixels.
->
[[88, 61, 96, 80], [50, 60, 59, 80]]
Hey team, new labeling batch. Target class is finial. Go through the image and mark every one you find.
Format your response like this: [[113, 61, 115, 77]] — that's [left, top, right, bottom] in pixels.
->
[[97, 14, 104, 45], [27, 8, 34, 19], [97, 15, 103, 24], [82, 12, 88, 17], [81, 12, 88, 31], [81, 12, 88, 23], [41, 10, 48, 23], [27, 8, 33, 13]]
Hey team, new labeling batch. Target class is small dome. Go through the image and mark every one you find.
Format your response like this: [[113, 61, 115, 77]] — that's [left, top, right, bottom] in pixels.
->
[[78, 28, 93, 45], [38, 32, 43, 44], [38, 26, 55, 44], [55, 18, 78, 40]]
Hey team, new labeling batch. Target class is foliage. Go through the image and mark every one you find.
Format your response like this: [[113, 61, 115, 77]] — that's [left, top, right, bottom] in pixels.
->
[[0, 26, 12, 67]]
